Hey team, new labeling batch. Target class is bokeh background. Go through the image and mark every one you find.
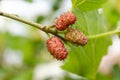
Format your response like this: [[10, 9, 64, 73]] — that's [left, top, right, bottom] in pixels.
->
[[0, 0, 120, 80]]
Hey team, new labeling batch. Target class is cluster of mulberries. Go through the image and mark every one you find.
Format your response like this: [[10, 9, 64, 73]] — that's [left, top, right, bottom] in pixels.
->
[[55, 11, 76, 31], [65, 28, 88, 46], [46, 11, 88, 60], [46, 36, 67, 60]]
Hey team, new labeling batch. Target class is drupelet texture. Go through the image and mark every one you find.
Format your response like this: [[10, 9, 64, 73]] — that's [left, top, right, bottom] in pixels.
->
[[47, 36, 68, 60], [65, 28, 88, 46], [55, 11, 76, 31]]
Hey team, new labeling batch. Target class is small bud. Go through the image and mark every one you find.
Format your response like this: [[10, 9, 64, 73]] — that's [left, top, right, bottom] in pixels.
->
[[65, 28, 88, 46], [55, 11, 77, 31], [46, 36, 68, 60]]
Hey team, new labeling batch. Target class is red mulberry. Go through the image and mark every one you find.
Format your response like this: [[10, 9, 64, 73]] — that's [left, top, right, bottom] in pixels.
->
[[47, 36, 68, 60], [65, 28, 88, 46], [55, 11, 77, 31]]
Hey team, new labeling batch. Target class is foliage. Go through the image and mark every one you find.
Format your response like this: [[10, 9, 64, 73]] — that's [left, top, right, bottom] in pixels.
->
[[0, 0, 120, 80], [72, 0, 107, 11], [103, 0, 120, 30], [62, 5, 112, 80], [24, 0, 33, 3], [62, 0, 120, 80]]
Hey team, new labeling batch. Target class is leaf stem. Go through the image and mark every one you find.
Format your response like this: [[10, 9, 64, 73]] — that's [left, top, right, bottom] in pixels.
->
[[88, 30, 120, 39]]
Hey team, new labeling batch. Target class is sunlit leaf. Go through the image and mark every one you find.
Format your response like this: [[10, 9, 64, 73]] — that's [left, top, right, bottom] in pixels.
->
[[72, 0, 108, 11], [62, 8, 112, 79]]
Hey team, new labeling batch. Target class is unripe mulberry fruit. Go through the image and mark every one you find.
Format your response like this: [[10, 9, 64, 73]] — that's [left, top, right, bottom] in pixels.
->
[[46, 36, 68, 60], [55, 11, 77, 31], [65, 28, 88, 46]]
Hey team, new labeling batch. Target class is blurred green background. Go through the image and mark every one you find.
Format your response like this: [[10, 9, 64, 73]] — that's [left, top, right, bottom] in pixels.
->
[[0, 0, 79, 80], [0, 0, 120, 80]]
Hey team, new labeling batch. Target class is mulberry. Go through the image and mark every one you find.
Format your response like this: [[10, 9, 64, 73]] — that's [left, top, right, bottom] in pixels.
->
[[65, 28, 88, 46], [55, 11, 76, 31], [47, 36, 68, 60]]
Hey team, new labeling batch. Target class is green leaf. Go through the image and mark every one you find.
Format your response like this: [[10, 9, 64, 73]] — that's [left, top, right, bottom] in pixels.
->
[[72, 0, 108, 11], [103, 0, 120, 30], [36, 16, 45, 23], [62, 9, 112, 79], [96, 73, 112, 80], [112, 65, 120, 80], [24, 0, 33, 3]]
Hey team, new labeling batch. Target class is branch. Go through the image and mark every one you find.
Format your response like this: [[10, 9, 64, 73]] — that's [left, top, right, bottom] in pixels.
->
[[0, 11, 57, 34], [0, 11, 120, 43], [0, 11, 66, 40]]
